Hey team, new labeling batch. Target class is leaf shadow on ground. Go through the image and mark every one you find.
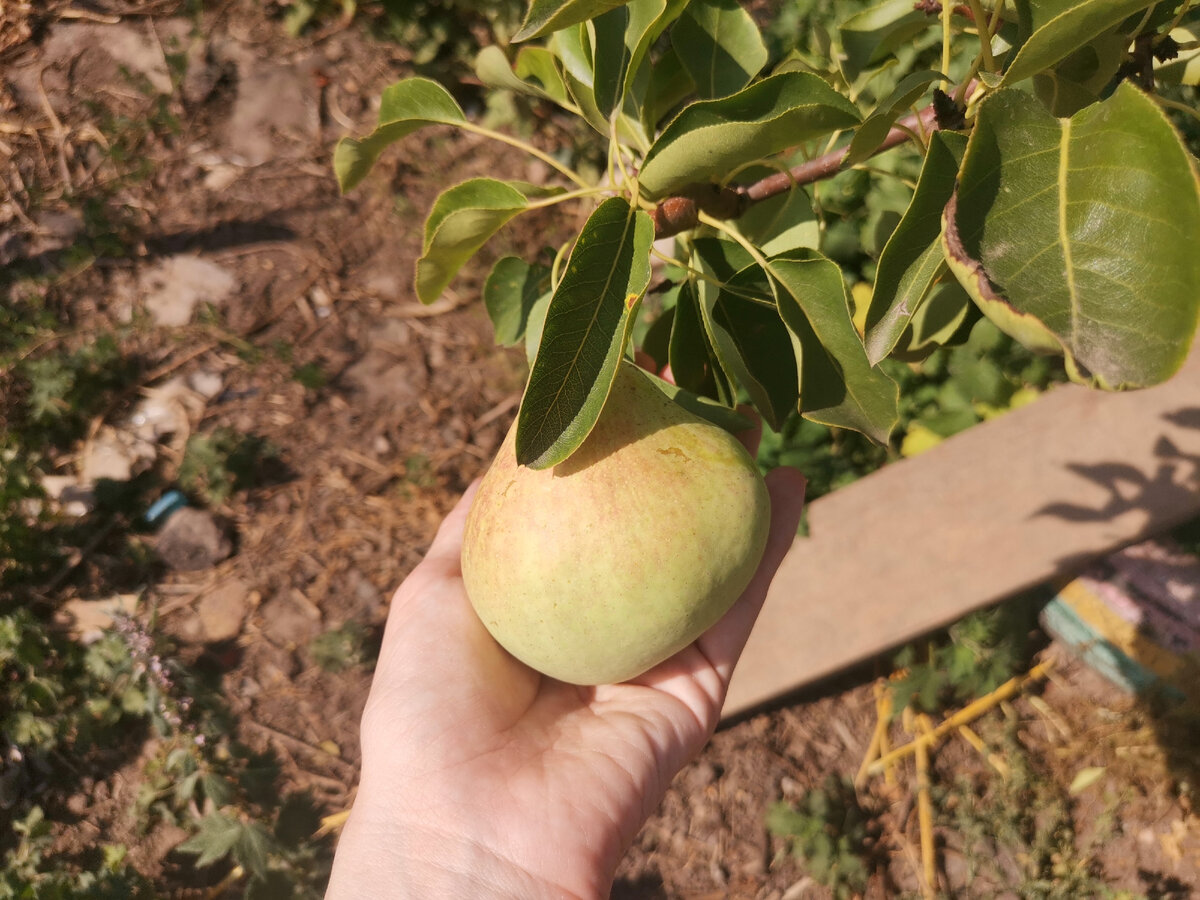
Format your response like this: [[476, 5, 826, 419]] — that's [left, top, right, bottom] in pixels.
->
[[1033, 405, 1200, 799]]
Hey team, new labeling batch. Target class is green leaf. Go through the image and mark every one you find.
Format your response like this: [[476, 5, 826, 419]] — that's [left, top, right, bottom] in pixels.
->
[[844, 70, 943, 167], [177, 813, 242, 869], [515, 0, 632, 41], [671, 0, 768, 99], [334, 78, 465, 192], [415, 179, 560, 304], [476, 45, 563, 105], [514, 47, 572, 104], [638, 72, 861, 198], [864, 131, 967, 364], [643, 44, 695, 131], [691, 246, 799, 430], [516, 198, 654, 468], [200, 772, 235, 809], [1003, 0, 1157, 86], [770, 253, 900, 443], [1032, 29, 1128, 115], [898, 280, 973, 357], [232, 822, 275, 878], [838, 0, 934, 79], [484, 256, 553, 346], [944, 84, 1200, 389], [597, 0, 688, 120], [525, 291, 553, 364], [641, 369, 753, 432], [593, 5, 633, 118], [690, 238, 752, 393], [668, 279, 717, 395], [553, 24, 611, 136]]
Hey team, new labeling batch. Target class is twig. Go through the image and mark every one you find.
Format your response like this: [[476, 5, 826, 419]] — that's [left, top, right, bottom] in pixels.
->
[[315, 808, 352, 838], [915, 714, 938, 900], [205, 865, 245, 899], [856, 680, 894, 785], [867, 658, 1055, 775], [651, 103, 943, 239], [36, 68, 72, 190], [956, 724, 1010, 778]]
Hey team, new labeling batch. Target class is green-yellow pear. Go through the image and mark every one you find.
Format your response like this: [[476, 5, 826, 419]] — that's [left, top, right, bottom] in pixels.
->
[[461, 361, 770, 685]]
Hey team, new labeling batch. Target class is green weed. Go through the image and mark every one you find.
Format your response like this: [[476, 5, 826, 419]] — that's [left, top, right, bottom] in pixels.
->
[[767, 775, 874, 898], [944, 724, 1146, 899], [889, 595, 1045, 717], [308, 622, 370, 672], [179, 428, 283, 506]]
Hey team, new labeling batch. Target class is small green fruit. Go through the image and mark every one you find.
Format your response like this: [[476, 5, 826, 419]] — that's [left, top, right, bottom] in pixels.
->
[[461, 361, 770, 685]]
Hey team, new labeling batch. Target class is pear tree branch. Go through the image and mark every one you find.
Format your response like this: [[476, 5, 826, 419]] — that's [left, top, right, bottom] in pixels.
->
[[649, 102, 944, 239]]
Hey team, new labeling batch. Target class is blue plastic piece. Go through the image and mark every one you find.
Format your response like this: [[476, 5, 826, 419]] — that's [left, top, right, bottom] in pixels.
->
[[145, 490, 188, 526]]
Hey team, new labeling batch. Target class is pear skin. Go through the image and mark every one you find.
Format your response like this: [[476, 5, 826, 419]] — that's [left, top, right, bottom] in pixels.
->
[[461, 362, 770, 685]]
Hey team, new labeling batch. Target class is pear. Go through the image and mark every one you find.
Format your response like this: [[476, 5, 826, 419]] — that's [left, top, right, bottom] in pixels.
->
[[461, 361, 770, 685]]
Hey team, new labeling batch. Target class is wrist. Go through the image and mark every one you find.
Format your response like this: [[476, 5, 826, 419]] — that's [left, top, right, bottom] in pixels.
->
[[326, 800, 609, 900]]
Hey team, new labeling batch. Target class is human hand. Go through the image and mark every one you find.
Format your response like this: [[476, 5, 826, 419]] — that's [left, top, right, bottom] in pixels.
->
[[325, 426, 805, 899]]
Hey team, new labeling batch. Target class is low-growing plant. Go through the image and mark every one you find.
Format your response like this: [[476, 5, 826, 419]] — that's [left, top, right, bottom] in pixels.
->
[[179, 427, 284, 506], [889, 592, 1045, 715], [767, 775, 874, 898], [308, 622, 370, 672], [944, 723, 1146, 899]]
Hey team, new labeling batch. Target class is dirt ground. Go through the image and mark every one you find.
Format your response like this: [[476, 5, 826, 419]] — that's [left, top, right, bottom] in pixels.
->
[[2, 2, 1198, 897]]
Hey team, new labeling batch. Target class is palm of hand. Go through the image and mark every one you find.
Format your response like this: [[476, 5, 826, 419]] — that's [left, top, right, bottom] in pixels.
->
[[333, 467, 804, 899]]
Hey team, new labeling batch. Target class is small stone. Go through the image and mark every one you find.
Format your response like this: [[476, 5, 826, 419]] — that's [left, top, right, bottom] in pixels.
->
[[194, 578, 252, 642], [258, 593, 321, 646], [60, 594, 139, 644], [80, 426, 155, 483], [140, 255, 236, 327], [188, 370, 224, 400], [155, 508, 232, 571]]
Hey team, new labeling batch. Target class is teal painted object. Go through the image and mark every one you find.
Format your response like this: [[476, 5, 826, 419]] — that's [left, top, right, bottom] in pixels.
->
[[1040, 597, 1187, 704]]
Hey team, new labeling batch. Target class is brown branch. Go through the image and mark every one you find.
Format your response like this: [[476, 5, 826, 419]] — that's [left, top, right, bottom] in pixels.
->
[[651, 101, 943, 240]]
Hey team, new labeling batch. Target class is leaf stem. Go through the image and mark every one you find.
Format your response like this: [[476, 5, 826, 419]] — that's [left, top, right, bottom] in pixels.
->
[[609, 114, 636, 196], [456, 121, 591, 189], [941, 0, 954, 93], [696, 210, 774, 279], [1169, 0, 1194, 31], [650, 245, 776, 309], [966, 0, 997, 73], [525, 186, 611, 210]]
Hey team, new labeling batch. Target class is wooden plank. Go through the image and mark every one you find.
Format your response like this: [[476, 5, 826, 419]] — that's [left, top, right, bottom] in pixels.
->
[[724, 349, 1200, 717]]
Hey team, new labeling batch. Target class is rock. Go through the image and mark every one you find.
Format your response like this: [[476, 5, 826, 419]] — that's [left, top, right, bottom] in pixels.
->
[[155, 508, 232, 571], [10, 23, 173, 105], [344, 320, 424, 408], [80, 426, 156, 483], [222, 52, 320, 166], [258, 592, 321, 646], [187, 370, 224, 400], [129, 376, 206, 443], [40, 475, 94, 517], [60, 594, 139, 644], [181, 578, 254, 643], [139, 255, 236, 327]]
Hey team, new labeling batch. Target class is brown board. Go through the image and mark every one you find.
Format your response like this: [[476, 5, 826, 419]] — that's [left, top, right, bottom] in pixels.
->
[[724, 349, 1200, 718]]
